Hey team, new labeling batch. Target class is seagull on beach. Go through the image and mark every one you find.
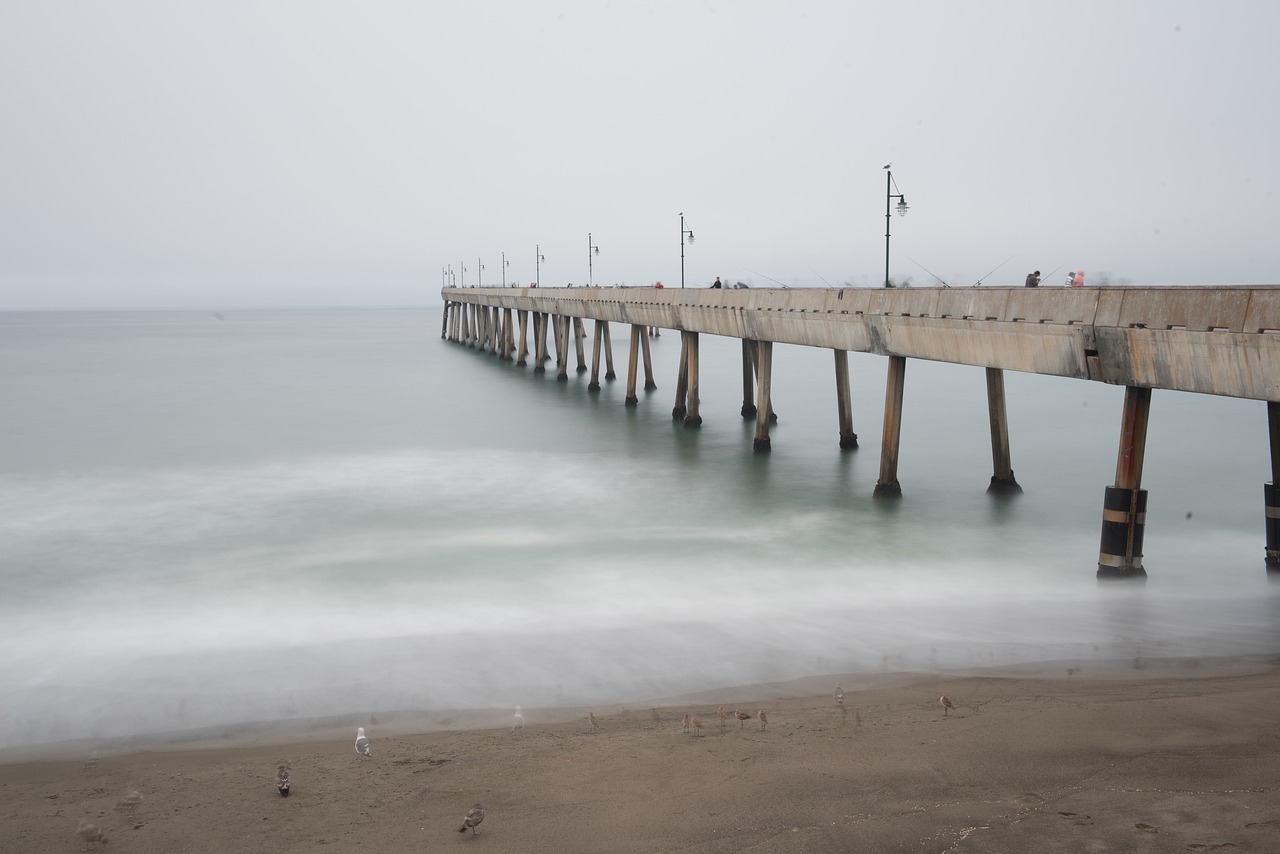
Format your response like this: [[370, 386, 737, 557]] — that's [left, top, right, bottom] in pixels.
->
[[682, 712, 691, 733], [939, 694, 954, 716], [115, 789, 143, 814], [355, 727, 372, 757], [589, 712, 599, 732], [651, 708, 661, 729], [690, 715, 704, 736], [458, 803, 485, 835], [734, 709, 751, 729], [835, 685, 844, 706], [276, 765, 291, 797], [758, 710, 769, 730], [512, 706, 525, 731], [77, 820, 109, 848], [717, 706, 727, 727]]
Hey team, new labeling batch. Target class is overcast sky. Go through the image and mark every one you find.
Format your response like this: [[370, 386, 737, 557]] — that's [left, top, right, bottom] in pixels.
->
[[1, 1, 1276, 309]]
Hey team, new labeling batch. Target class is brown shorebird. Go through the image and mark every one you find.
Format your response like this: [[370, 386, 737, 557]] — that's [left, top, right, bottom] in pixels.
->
[[757, 710, 769, 730], [275, 765, 291, 797], [939, 694, 954, 716], [457, 803, 485, 835], [77, 820, 109, 848], [589, 712, 599, 732], [734, 709, 751, 729], [682, 712, 691, 733], [690, 715, 704, 736], [717, 706, 728, 727]]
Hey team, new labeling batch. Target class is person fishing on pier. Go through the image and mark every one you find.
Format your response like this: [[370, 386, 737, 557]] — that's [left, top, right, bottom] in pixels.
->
[[1025, 270, 1041, 287]]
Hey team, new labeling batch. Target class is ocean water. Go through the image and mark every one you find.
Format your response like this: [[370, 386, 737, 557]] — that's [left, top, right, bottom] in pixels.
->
[[2, 306, 1277, 753]]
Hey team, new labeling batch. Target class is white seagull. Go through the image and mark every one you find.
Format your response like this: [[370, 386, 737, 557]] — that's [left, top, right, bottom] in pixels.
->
[[512, 706, 525, 731], [354, 727, 372, 758], [77, 820, 109, 848], [276, 764, 291, 797]]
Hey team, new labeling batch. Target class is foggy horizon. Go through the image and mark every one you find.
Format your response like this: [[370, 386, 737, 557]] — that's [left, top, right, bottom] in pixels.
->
[[2, 1, 1277, 310]]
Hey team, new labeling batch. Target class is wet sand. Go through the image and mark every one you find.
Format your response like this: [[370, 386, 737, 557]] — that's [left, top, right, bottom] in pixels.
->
[[4, 661, 1280, 853]]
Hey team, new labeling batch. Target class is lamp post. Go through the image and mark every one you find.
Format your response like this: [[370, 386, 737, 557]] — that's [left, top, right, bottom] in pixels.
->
[[587, 233, 600, 286], [535, 245, 545, 288], [502, 252, 510, 288], [477, 258, 485, 287], [460, 262, 467, 287], [884, 168, 909, 288], [679, 212, 695, 289]]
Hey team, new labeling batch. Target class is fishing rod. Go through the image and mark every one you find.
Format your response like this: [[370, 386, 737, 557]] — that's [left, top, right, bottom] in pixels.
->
[[808, 267, 836, 288], [907, 257, 949, 288], [1039, 262, 1068, 285], [741, 267, 790, 288], [971, 254, 1015, 287]]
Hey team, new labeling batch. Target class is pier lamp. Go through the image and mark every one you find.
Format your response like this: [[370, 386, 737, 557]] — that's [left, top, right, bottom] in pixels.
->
[[536, 245, 545, 288], [478, 258, 485, 287], [460, 262, 467, 287], [884, 169, 909, 288], [588, 233, 600, 287], [502, 252, 510, 288], [680, 212, 695, 289], [447, 265, 455, 288]]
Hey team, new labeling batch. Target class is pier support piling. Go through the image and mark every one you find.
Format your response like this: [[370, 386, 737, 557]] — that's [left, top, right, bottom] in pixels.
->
[[641, 329, 656, 391], [874, 356, 906, 497], [741, 339, 757, 418], [672, 334, 689, 422], [574, 317, 588, 373], [753, 341, 774, 452], [1266, 401, 1280, 572], [556, 316, 570, 381], [603, 321, 616, 380], [985, 367, 1021, 493], [516, 310, 529, 366], [588, 320, 603, 391], [684, 332, 701, 428], [625, 325, 641, 406], [1097, 385, 1151, 581], [834, 350, 858, 449]]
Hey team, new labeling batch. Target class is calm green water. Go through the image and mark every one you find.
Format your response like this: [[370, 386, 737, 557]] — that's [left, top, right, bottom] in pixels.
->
[[1, 306, 1276, 751]]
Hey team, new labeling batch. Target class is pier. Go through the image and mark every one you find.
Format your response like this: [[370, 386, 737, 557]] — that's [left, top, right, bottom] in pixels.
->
[[441, 285, 1280, 580]]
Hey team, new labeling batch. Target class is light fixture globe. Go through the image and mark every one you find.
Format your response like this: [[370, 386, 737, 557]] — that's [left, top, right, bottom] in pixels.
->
[[896, 199, 909, 216]]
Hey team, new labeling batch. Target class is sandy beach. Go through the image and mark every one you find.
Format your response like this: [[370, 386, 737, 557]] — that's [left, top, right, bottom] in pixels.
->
[[4, 661, 1280, 853]]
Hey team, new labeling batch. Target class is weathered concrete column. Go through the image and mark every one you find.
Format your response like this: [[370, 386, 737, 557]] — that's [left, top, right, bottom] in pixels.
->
[[1265, 401, 1280, 571], [684, 332, 702, 428], [503, 308, 515, 360], [753, 340, 774, 452], [574, 317, 588, 373], [550, 314, 564, 370], [1097, 385, 1151, 580], [451, 303, 461, 341], [440, 302, 450, 339], [588, 320, 604, 391], [533, 313, 548, 373], [461, 304, 472, 347], [874, 355, 907, 497], [602, 321, 616, 380], [516, 310, 529, 366], [672, 333, 689, 421], [556, 316, 570, 381], [489, 308, 501, 357], [625, 324, 642, 406], [834, 349, 858, 450], [985, 367, 1021, 492], [741, 339, 757, 418], [641, 329, 656, 390]]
